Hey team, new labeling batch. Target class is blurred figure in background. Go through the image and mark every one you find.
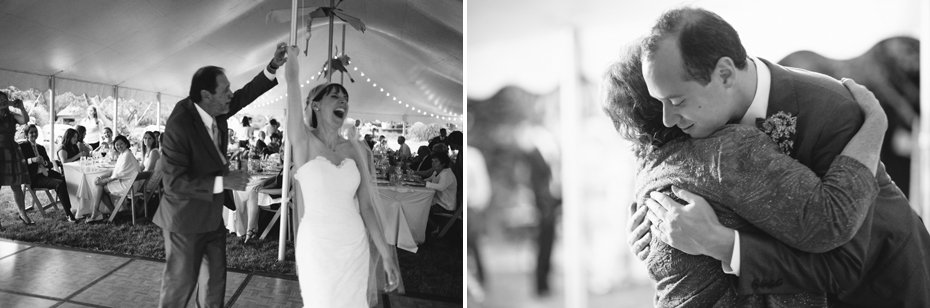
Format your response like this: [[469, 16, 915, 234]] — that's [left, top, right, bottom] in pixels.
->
[[779, 36, 920, 196], [396, 136, 411, 160], [467, 146, 492, 305], [410, 146, 432, 171]]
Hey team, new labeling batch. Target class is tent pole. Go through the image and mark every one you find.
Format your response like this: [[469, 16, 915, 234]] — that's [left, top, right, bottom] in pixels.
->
[[279, 0, 299, 262], [49, 77, 56, 161], [157, 92, 161, 129], [113, 85, 119, 139], [341, 24, 346, 84], [326, 0, 334, 83]]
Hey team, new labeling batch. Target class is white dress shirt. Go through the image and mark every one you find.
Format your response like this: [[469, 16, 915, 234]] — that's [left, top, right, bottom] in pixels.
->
[[724, 56, 772, 276], [193, 103, 226, 194]]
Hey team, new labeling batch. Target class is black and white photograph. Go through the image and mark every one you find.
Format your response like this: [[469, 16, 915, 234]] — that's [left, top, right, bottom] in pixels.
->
[[0, 0, 462, 307], [468, 0, 929, 307]]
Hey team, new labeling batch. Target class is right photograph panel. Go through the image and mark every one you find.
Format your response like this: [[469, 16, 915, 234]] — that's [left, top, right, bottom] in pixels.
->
[[467, 0, 927, 307]]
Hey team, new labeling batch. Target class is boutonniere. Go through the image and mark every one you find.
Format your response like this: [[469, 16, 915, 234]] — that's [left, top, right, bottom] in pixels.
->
[[755, 111, 797, 154]]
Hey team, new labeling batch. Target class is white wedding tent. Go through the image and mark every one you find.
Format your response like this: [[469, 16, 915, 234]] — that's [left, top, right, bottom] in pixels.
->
[[0, 0, 462, 124]]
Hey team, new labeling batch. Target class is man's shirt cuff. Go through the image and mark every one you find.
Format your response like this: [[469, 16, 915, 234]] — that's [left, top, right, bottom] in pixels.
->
[[213, 176, 223, 194], [264, 68, 276, 81], [722, 230, 741, 276]]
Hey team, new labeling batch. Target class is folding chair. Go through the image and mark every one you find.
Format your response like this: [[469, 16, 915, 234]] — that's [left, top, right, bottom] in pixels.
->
[[23, 160, 66, 217], [258, 188, 297, 241], [108, 171, 152, 225], [435, 205, 463, 238]]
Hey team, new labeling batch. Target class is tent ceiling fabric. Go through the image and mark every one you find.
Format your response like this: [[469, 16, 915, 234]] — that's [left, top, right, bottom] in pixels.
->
[[0, 0, 462, 123]]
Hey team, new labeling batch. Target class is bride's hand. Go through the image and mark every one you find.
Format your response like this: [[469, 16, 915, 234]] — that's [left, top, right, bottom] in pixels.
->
[[382, 256, 400, 292], [285, 45, 300, 80], [842, 78, 887, 124]]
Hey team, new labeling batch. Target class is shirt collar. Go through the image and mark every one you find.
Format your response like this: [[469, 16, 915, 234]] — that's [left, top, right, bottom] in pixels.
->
[[740, 56, 771, 126], [193, 102, 214, 128]]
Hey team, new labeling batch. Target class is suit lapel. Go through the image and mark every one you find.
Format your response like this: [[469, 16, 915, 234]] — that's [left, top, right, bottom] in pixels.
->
[[760, 58, 801, 156], [182, 100, 227, 167]]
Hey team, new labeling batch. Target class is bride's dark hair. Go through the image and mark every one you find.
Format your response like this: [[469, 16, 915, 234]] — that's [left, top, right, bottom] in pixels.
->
[[601, 41, 685, 152], [305, 83, 349, 128]]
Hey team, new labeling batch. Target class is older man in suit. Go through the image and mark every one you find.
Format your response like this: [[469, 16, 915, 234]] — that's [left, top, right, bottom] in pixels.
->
[[153, 43, 285, 308], [19, 124, 76, 222], [631, 7, 930, 307]]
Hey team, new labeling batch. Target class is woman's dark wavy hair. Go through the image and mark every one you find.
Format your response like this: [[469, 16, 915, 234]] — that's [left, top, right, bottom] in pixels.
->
[[61, 128, 80, 153], [601, 42, 686, 152], [306, 83, 349, 128], [432, 151, 452, 168]]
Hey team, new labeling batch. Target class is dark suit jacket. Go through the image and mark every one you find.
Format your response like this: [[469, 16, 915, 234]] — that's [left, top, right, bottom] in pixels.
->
[[153, 71, 276, 234], [738, 59, 930, 306], [19, 141, 54, 178]]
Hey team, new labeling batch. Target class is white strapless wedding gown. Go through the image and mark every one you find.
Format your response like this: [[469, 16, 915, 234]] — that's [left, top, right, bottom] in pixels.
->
[[294, 156, 369, 307]]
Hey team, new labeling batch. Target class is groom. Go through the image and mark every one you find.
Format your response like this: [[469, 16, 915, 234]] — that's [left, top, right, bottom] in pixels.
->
[[154, 43, 286, 307], [631, 7, 930, 306]]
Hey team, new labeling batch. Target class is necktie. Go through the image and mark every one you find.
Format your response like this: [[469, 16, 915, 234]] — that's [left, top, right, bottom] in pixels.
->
[[211, 121, 227, 165]]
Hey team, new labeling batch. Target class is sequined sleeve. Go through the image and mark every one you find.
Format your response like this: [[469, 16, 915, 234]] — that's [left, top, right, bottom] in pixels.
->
[[713, 127, 878, 253], [638, 125, 880, 254]]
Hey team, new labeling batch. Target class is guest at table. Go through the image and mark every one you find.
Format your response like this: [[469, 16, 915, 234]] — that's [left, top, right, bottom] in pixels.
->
[[262, 118, 280, 143], [448, 131, 463, 208], [236, 116, 253, 149], [425, 154, 457, 233], [263, 132, 282, 156], [410, 146, 432, 172], [58, 128, 84, 163], [20, 124, 77, 222], [94, 127, 114, 158], [364, 134, 375, 149], [75, 125, 93, 157], [0, 93, 34, 225], [396, 136, 412, 160], [88, 135, 140, 223], [250, 131, 267, 156], [81, 106, 107, 150], [373, 135, 389, 154], [142, 131, 160, 172]]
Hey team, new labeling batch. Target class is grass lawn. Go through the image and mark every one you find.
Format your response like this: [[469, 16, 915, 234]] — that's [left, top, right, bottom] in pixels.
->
[[0, 188, 463, 299]]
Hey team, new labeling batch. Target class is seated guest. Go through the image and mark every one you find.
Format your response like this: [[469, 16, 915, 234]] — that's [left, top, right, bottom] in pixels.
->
[[373, 135, 389, 154], [75, 125, 93, 157], [88, 135, 140, 223], [58, 128, 84, 163], [364, 134, 375, 149], [250, 131, 267, 156], [93, 127, 116, 158], [263, 132, 282, 156], [410, 146, 432, 172], [21, 124, 77, 222], [425, 154, 458, 232], [396, 136, 412, 160], [141, 131, 160, 172]]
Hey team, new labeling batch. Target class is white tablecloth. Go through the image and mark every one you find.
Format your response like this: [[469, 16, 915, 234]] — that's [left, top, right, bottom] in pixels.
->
[[62, 162, 114, 217], [223, 174, 276, 236], [377, 185, 435, 249]]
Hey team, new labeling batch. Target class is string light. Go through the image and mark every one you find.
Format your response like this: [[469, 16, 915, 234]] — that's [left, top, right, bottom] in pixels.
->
[[245, 66, 463, 123]]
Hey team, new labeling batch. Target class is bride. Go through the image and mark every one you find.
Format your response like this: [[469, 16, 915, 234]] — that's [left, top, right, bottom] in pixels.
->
[[284, 45, 399, 307]]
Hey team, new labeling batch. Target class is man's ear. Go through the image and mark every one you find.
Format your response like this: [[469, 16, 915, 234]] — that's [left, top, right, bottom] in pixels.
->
[[715, 57, 736, 88], [200, 89, 211, 102]]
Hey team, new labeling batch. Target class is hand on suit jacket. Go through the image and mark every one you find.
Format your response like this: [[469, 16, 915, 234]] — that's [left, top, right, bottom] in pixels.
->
[[224, 170, 249, 191]]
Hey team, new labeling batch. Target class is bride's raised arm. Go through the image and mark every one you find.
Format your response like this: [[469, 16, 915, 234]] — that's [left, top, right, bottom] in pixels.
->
[[284, 45, 311, 167]]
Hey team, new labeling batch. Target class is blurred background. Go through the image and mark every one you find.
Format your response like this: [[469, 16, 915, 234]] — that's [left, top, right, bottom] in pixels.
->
[[467, 0, 927, 307]]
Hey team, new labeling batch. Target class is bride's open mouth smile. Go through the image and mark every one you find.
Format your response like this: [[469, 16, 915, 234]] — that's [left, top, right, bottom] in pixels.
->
[[334, 107, 346, 119]]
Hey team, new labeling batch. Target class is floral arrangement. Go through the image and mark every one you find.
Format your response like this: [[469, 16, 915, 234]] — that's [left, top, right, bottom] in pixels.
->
[[757, 111, 797, 154]]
